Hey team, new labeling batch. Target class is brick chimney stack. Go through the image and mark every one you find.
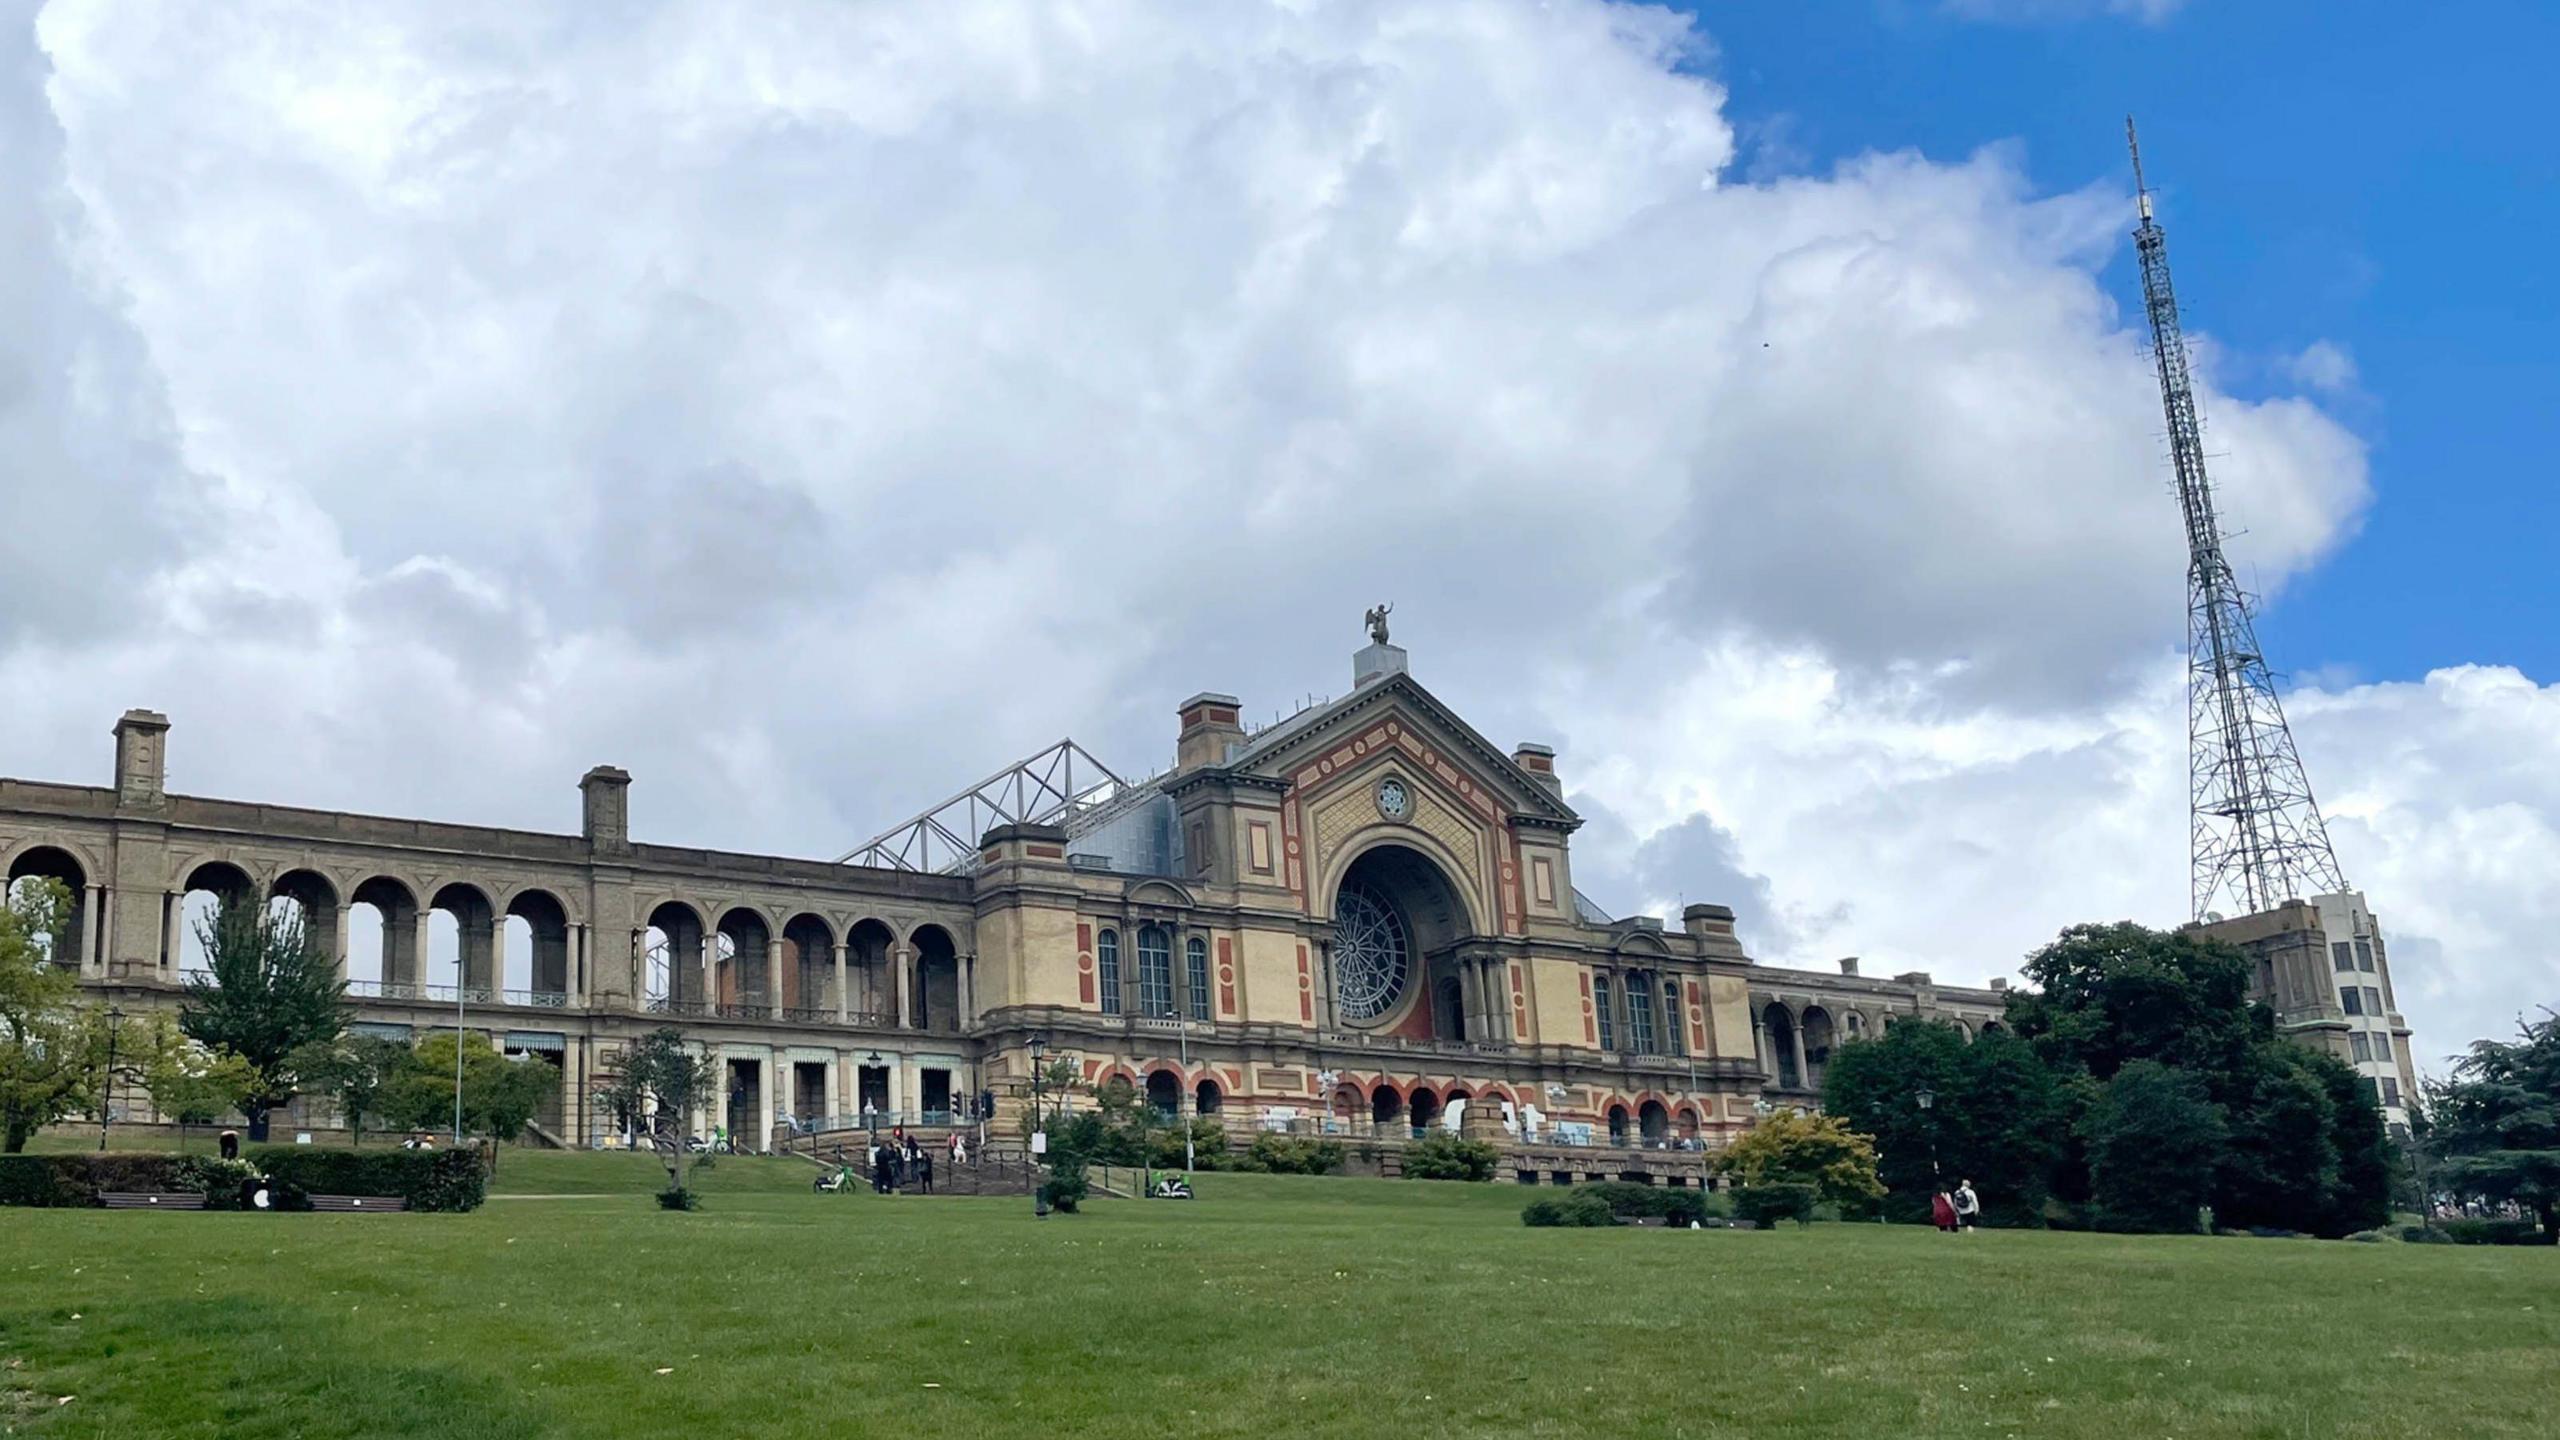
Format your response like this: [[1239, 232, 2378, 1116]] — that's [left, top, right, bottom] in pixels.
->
[[1512, 742, 1561, 797], [1176, 693, 1245, 771]]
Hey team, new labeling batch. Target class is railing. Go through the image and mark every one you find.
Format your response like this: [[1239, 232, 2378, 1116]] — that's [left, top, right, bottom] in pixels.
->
[[423, 984, 493, 1004], [1128, 1015, 1216, 1036], [503, 989, 570, 1008], [647, 997, 707, 1017], [346, 979, 422, 1000], [1317, 1031, 1511, 1058], [713, 1000, 770, 1020]]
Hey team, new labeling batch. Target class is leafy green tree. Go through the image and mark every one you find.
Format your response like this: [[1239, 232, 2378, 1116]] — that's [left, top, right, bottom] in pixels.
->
[[1714, 1107, 1886, 1210], [178, 891, 346, 1139], [2425, 1011, 2560, 1244], [2085, 1061, 2226, 1232], [0, 877, 104, 1152], [132, 1014, 261, 1149], [2214, 1043, 2342, 1232], [1824, 1019, 2067, 1225], [290, 1033, 413, 1146], [2310, 1050, 2393, 1236], [381, 1032, 553, 1142], [2006, 921, 2263, 1093], [593, 1027, 718, 1203]]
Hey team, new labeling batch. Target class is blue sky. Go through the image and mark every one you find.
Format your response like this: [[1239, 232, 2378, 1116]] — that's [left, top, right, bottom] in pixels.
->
[[1684, 0, 2559, 688]]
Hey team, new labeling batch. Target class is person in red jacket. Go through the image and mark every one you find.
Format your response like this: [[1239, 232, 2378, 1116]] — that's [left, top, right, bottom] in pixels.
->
[[1930, 1189, 1958, 1233]]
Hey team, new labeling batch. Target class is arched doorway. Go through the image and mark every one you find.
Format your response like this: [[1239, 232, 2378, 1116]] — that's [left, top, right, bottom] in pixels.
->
[[846, 918, 895, 1021], [5, 845, 87, 969], [1145, 1070, 1180, 1120], [1371, 1084, 1404, 1128], [912, 924, 959, 1030], [644, 901, 704, 1011], [178, 861, 255, 978], [1638, 1100, 1670, 1146], [1329, 843, 1478, 1041], [349, 876, 419, 994], [1605, 1103, 1631, 1147], [506, 890, 571, 1004], [1408, 1087, 1442, 1136], [1800, 1006, 1836, 1089], [1763, 1004, 1801, 1089], [270, 870, 341, 974], [1194, 1078, 1223, 1116]]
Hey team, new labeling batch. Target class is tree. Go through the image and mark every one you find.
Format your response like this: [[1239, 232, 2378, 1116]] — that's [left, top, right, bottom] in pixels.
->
[[593, 1027, 717, 1203], [1823, 1018, 2067, 1225], [2006, 921, 2263, 1093], [178, 891, 346, 1139], [132, 1014, 260, 1149], [0, 877, 104, 1151], [380, 1033, 553, 1143], [2085, 1061, 2226, 1233], [2425, 1011, 2560, 1244], [291, 1033, 412, 1146], [1714, 1107, 1886, 1210]]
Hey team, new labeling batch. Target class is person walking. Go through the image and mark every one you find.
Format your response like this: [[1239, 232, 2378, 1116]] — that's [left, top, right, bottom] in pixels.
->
[[871, 1143, 893, 1195], [1930, 1188, 1957, 1233], [918, 1149, 935, 1194], [1954, 1179, 1981, 1233]]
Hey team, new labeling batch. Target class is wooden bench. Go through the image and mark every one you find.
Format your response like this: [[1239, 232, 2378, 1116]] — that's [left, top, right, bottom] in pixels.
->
[[100, 1191, 206, 1210], [308, 1194, 407, 1213]]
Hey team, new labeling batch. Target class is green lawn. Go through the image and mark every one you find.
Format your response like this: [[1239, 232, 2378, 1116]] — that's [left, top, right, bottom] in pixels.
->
[[1, 1151, 2553, 1438]]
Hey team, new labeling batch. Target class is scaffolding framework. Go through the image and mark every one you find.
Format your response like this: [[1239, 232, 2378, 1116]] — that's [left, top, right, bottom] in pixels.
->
[[2129, 119, 2348, 919], [836, 738, 1135, 875]]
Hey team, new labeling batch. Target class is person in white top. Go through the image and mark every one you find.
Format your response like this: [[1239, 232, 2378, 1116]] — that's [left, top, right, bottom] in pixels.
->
[[1953, 1179, 1981, 1232]]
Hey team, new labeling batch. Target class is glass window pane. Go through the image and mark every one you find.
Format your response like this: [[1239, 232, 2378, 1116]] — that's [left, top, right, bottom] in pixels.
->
[[2332, 941, 2354, 972], [1593, 975, 1616, 1051], [1186, 937, 1211, 1021], [1138, 926, 1174, 1019], [2354, 939, 2375, 972], [1097, 930, 1122, 1016], [2365, 987, 2384, 1016], [1628, 985, 1657, 1055], [2340, 987, 2363, 1015]]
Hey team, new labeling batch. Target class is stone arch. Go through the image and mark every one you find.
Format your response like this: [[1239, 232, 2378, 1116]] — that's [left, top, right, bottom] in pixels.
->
[[1326, 840, 1481, 1039], [504, 888, 572, 1002], [643, 900, 707, 1009], [1762, 1002, 1801, 1089], [428, 882, 496, 995], [1315, 830, 1491, 938], [1674, 1102, 1704, 1141], [1194, 1076, 1223, 1116], [1841, 1009, 1868, 1042], [1638, 1098, 1671, 1144], [714, 907, 772, 1012], [780, 913, 836, 1017], [1800, 1005, 1837, 1087], [1331, 1079, 1365, 1123], [1370, 1080, 1405, 1126], [910, 923, 959, 1030], [1144, 1068, 1181, 1119], [1605, 1101, 1631, 1146], [845, 917, 897, 1022], [1979, 1019, 2007, 1038], [347, 876, 419, 991], [176, 859, 257, 977], [268, 869, 342, 975], [4, 843, 88, 969], [1407, 1085, 1443, 1134]]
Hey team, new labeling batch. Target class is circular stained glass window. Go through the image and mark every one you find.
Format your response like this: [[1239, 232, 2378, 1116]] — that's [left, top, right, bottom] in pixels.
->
[[1376, 776, 1411, 820], [1332, 881, 1410, 1022]]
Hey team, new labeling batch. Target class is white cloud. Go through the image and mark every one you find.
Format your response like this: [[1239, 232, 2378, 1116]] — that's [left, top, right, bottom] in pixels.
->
[[1941, 0, 2188, 23], [2282, 338, 2359, 394], [0, 0, 2544, 1068]]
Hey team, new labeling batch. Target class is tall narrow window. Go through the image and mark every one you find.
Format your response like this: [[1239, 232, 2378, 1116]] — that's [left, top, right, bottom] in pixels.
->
[[1627, 977, 1658, 1055], [2354, 939, 2375, 972], [1097, 929, 1122, 1016], [2363, 986, 2383, 1016], [1593, 974, 1616, 1052], [1663, 979, 1685, 1056], [1138, 926, 1174, 1019], [2340, 987, 2363, 1016], [2349, 1032, 2372, 1062], [2332, 941, 2354, 973], [1185, 936, 1211, 1021]]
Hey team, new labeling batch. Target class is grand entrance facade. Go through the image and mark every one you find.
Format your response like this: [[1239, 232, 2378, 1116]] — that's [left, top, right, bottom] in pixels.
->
[[0, 633, 2007, 1151]]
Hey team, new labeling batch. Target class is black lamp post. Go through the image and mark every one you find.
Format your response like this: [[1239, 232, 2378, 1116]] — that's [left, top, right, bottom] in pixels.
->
[[1029, 1034, 1049, 1219], [1915, 1088, 1940, 1189], [98, 1005, 125, 1151], [864, 1049, 884, 1150]]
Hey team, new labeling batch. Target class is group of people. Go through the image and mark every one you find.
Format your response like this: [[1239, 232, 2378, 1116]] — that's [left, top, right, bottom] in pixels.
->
[[1929, 1179, 1982, 1233], [863, 1127, 972, 1193]]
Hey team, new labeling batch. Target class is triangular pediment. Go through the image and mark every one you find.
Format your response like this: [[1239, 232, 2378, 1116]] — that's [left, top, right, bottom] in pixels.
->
[[1224, 674, 1578, 829]]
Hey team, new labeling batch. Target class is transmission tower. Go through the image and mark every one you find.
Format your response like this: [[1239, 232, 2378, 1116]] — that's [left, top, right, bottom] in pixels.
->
[[2127, 118, 2347, 920]]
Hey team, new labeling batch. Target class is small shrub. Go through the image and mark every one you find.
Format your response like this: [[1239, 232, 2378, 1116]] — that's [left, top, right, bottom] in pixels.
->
[[1042, 1156, 1091, 1213], [2399, 1225, 2455, 1245], [2346, 1229, 2387, 1243], [1523, 1191, 1615, 1227], [0, 1155, 88, 1207], [1402, 1134, 1500, 1182], [247, 1146, 487, 1212], [656, 1187, 699, 1211], [1573, 1181, 1723, 1226], [172, 1156, 262, 1210], [1238, 1134, 1343, 1176], [1734, 1182, 1818, 1228]]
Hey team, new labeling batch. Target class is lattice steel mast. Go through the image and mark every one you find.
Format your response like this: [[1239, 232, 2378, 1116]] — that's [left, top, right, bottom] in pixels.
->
[[2128, 118, 2346, 919]]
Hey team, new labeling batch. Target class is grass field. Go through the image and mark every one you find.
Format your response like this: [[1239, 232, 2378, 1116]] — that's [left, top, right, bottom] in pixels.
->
[[1, 1149, 2553, 1438]]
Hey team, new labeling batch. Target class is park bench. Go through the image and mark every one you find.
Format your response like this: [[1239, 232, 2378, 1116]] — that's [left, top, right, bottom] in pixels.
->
[[308, 1194, 408, 1213], [100, 1191, 206, 1210]]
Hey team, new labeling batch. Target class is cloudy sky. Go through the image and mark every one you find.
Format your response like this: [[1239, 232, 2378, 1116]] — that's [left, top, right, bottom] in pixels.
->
[[3, 0, 2552, 1068]]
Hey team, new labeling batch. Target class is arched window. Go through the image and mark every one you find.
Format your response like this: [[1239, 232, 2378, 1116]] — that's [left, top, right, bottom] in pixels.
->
[[1184, 936, 1211, 1021], [1097, 929, 1122, 1016], [1593, 974, 1617, 1051], [1137, 926, 1174, 1019], [1662, 978, 1685, 1057]]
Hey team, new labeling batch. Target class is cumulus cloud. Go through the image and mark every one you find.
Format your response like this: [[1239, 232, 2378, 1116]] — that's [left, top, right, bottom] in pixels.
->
[[1941, 0, 2188, 24], [0, 0, 2543, 1066], [2282, 339, 2359, 394]]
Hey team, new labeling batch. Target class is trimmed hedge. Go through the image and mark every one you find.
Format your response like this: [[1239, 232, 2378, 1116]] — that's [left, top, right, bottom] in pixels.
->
[[247, 1146, 487, 1212], [1734, 1182, 1818, 1228], [0, 1152, 272, 1209], [2438, 1217, 2545, 1246], [1523, 1191, 1616, 1227], [1401, 1134, 1501, 1182], [1230, 1134, 1344, 1176]]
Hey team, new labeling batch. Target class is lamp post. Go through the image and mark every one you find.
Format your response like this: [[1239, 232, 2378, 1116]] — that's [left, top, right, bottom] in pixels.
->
[[453, 965, 468, 1146], [98, 1005, 125, 1151], [1915, 1088, 1940, 1190], [1029, 1034, 1049, 1219], [864, 1049, 884, 1150]]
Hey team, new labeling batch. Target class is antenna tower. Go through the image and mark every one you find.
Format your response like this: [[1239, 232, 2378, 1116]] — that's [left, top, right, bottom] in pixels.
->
[[2127, 118, 2346, 920]]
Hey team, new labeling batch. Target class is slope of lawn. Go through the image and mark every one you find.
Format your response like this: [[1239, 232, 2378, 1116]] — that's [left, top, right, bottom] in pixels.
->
[[1, 1151, 2552, 1438]]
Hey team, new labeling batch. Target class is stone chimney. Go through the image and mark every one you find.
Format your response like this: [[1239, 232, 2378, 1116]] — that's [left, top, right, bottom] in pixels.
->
[[112, 709, 170, 810], [1176, 693, 1245, 771], [1512, 742, 1562, 797], [1989, 977, 2008, 992], [1838, 956, 1860, 977], [581, 766, 632, 852]]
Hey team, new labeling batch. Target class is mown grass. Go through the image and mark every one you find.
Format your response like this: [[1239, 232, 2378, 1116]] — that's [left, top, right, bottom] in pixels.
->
[[1, 1150, 2553, 1438]]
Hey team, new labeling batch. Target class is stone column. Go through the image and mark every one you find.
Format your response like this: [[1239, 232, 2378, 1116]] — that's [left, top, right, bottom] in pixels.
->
[[411, 910, 433, 992], [567, 925, 586, 1007], [698, 932, 715, 1014], [832, 943, 850, 1024], [893, 944, 914, 1029], [1788, 1008, 1809, 1091], [81, 886, 105, 977], [757, 1055, 776, 1153], [489, 918, 509, 999], [769, 935, 786, 1020], [960, 954, 976, 1030]]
